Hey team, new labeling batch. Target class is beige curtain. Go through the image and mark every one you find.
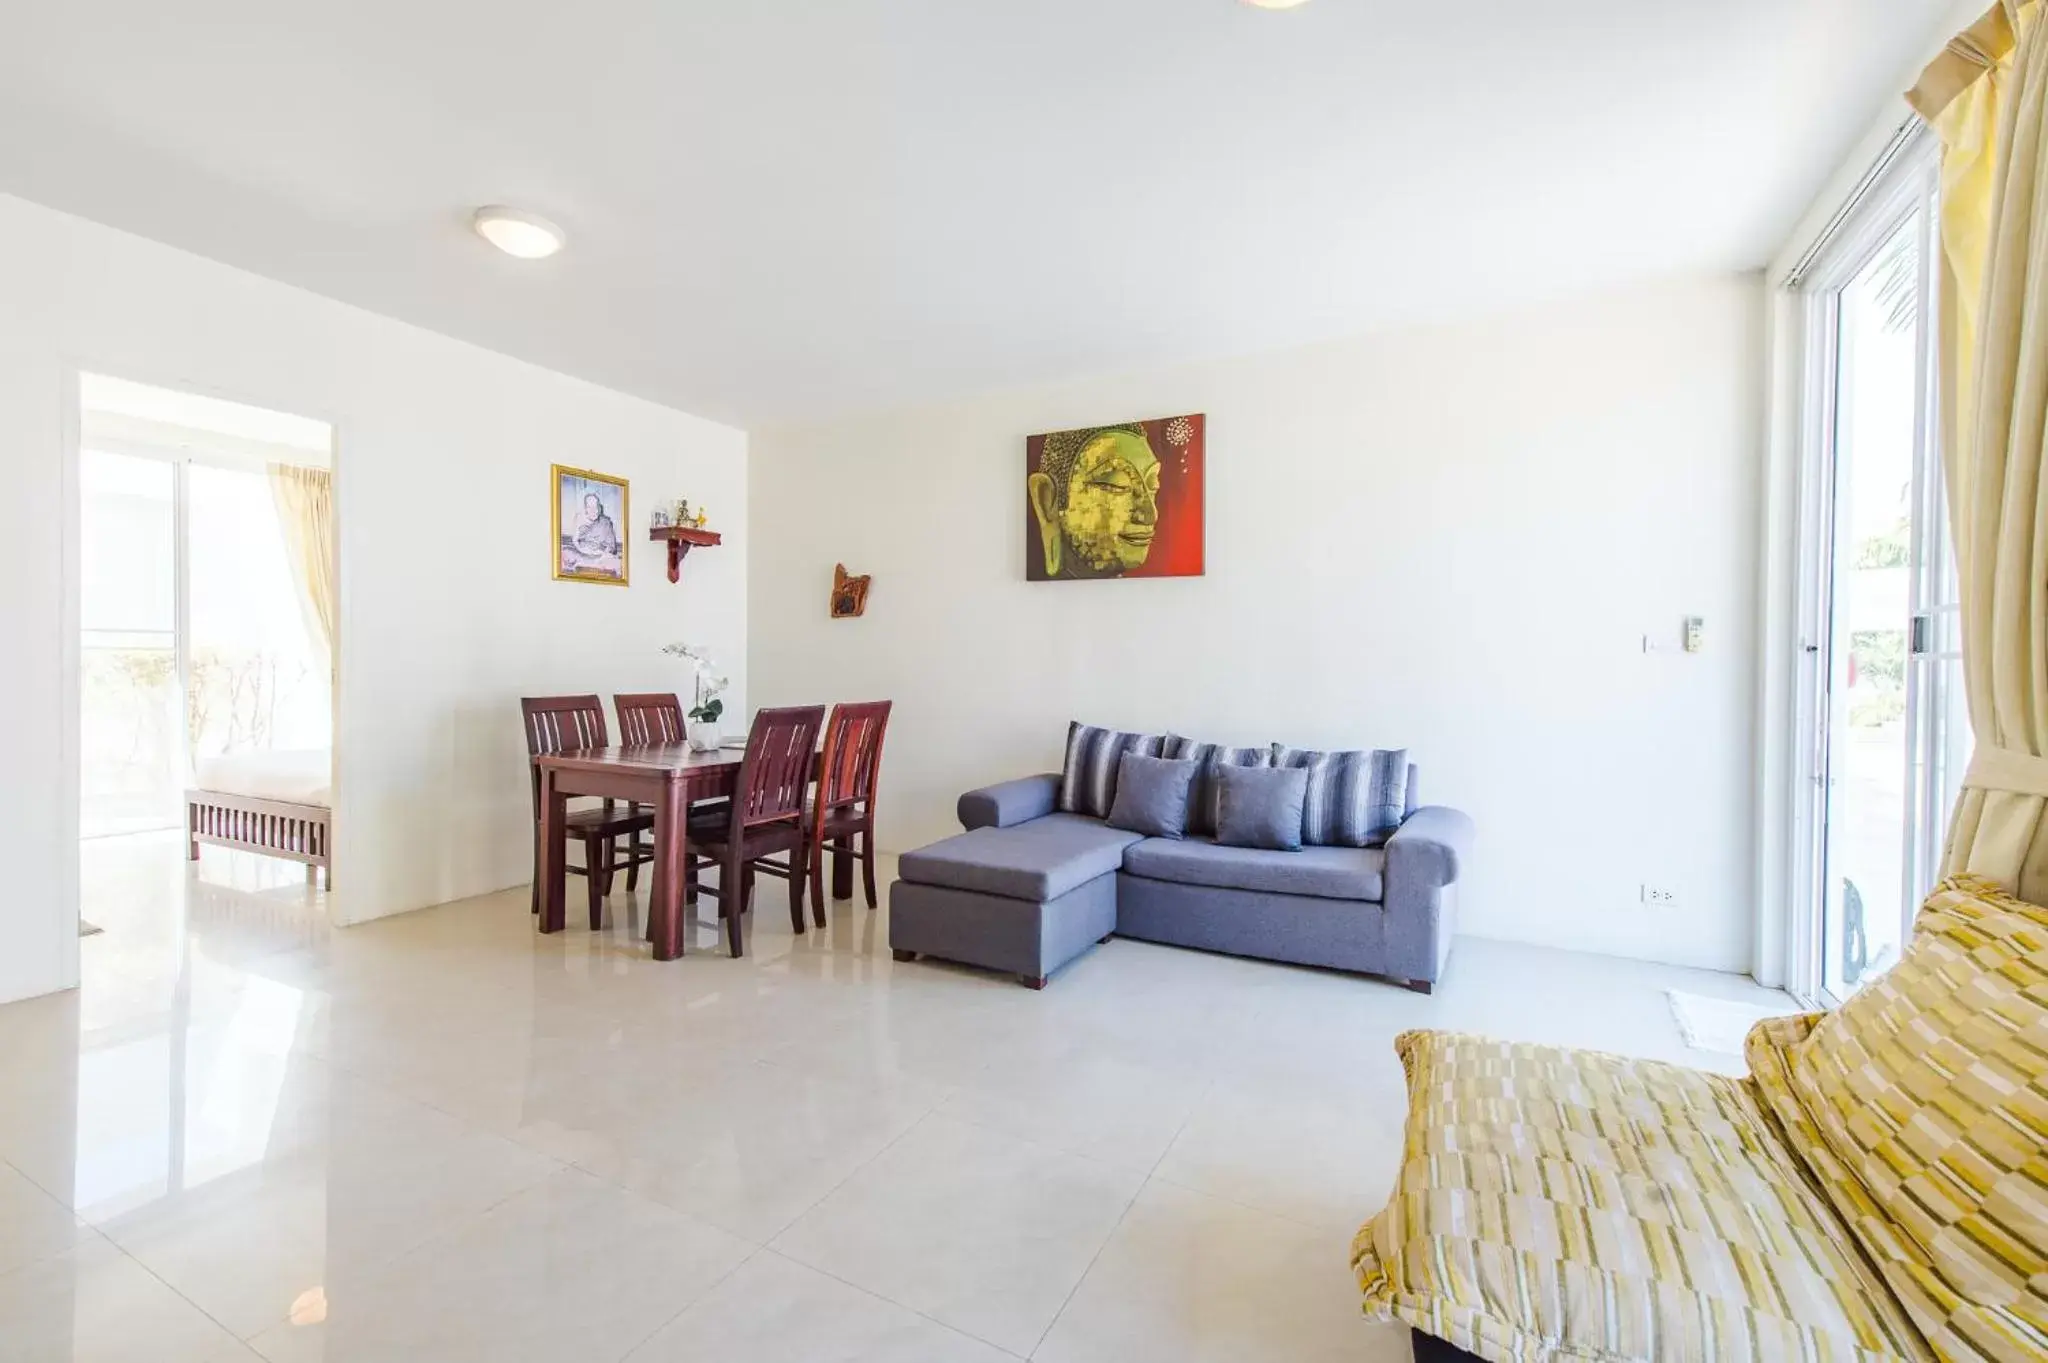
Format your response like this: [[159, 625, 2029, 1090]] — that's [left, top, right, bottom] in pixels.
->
[[267, 463, 336, 668], [1911, 0, 2048, 900]]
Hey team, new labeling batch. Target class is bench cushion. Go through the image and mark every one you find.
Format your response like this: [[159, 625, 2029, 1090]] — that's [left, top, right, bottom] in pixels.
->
[[1122, 837, 1383, 901], [898, 813, 1141, 902], [1352, 1030, 1929, 1363]]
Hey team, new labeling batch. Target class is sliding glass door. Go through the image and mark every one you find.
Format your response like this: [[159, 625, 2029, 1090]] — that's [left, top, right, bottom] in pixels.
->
[[79, 451, 182, 837], [1795, 140, 1964, 1006], [185, 462, 332, 759]]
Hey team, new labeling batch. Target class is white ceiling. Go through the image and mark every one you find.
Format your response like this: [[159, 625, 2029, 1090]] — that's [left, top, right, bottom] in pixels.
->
[[0, 1, 1954, 426]]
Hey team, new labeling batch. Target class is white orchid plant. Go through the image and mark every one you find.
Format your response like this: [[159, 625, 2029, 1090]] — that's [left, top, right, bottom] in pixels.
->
[[661, 642, 730, 724]]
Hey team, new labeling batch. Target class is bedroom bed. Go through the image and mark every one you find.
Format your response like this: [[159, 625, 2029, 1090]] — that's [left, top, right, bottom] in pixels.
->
[[185, 748, 332, 888]]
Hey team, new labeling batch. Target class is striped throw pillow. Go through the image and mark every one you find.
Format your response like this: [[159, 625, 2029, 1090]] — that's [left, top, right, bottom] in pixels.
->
[[1163, 735, 1274, 837], [1059, 723, 1165, 819], [1273, 747, 1409, 847]]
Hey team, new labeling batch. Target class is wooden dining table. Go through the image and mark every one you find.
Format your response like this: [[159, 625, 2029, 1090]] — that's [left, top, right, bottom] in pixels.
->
[[532, 743, 841, 960]]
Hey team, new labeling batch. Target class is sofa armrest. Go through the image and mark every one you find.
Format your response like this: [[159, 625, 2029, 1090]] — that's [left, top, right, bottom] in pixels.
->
[[1385, 805, 1473, 890], [1381, 806, 1474, 987], [958, 774, 1061, 830]]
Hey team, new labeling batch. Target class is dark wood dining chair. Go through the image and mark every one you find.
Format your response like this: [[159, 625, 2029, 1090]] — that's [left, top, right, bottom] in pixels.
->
[[685, 704, 827, 957], [613, 693, 732, 903], [613, 692, 686, 745], [521, 694, 654, 930], [807, 700, 892, 927]]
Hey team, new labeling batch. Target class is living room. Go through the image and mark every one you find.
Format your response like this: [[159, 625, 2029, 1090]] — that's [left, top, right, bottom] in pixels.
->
[[3, 3, 2043, 1361]]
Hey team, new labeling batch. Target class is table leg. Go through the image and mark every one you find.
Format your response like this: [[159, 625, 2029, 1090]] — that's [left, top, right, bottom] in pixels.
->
[[832, 839, 853, 901], [539, 769, 567, 934], [650, 780, 686, 961]]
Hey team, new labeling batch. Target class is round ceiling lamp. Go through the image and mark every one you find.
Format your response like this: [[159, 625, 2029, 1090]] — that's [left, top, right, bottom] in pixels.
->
[[1241, 0, 1311, 8], [472, 206, 564, 259]]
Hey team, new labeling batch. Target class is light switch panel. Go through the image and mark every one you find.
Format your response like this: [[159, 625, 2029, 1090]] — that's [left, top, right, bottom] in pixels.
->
[[1683, 616, 1704, 653]]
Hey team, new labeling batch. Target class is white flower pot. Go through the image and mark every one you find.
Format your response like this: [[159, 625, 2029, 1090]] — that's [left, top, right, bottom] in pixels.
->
[[687, 718, 721, 753]]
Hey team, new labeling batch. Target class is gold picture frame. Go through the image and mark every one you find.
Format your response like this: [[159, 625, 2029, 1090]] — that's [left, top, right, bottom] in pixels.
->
[[551, 464, 630, 586]]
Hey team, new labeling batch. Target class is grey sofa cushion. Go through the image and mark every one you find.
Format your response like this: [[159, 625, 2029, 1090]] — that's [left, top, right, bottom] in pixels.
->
[[1059, 723, 1166, 819], [1214, 765, 1307, 852], [1273, 746, 1410, 847], [898, 813, 1142, 902], [1105, 753, 1198, 839], [1162, 735, 1274, 837], [1123, 837, 1384, 901]]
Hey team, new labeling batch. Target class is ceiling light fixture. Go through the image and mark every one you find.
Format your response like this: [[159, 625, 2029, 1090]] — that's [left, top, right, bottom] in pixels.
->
[[472, 206, 564, 259], [1241, 0, 1311, 8]]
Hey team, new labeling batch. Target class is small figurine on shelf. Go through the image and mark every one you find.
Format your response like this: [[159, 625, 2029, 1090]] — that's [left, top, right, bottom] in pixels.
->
[[650, 507, 670, 528], [691, 505, 710, 529], [672, 499, 692, 527]]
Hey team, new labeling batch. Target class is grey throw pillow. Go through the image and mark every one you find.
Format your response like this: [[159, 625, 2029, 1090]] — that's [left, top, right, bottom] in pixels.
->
[[1273, 746, 1409, 847], [1213, 764, 1308, 852], [1162, 735, 1274, 837], [1104, 753, 1198, 839], [1059, 722, 1165, 819]]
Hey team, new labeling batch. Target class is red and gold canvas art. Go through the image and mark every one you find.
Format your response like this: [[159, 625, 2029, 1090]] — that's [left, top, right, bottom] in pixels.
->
[[1024, 414, 1205, 581]]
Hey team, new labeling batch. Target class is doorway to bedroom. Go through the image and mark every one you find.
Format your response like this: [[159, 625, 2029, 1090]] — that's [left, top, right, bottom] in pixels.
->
[[76, 373, 335, 952]]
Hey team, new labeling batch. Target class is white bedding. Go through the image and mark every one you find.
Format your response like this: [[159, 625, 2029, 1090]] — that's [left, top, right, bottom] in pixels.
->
[[193, 748, 332, 808]]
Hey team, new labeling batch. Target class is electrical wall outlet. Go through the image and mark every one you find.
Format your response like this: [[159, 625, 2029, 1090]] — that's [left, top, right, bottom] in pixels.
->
[[1640, 883, 1680, 909]]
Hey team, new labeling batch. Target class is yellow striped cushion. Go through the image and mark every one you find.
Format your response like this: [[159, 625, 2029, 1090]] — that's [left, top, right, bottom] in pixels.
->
[[1353, 1029, 1929, 1361], [1775, 874, 2048, 1362]]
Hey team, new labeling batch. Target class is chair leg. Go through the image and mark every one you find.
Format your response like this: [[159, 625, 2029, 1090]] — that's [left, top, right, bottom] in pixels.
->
[[787, 853, 807, 934], [597, 838, 616, 897], [626, 834, 641, 893], [860, 828, 878, 910], [585, 836, 605, 930], [808, 838, 827, 927], [723, 849, 746, 957]]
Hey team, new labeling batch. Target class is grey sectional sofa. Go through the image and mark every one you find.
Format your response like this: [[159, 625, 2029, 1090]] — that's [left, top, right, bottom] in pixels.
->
[[888, 771, 1473, 990]]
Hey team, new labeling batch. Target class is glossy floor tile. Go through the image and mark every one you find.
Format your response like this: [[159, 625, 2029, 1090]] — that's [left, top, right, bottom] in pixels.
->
[[622, 1249, 1012, 1363], [0, 831, 1798, 1360], [1032, 1179, 1410, 1363], [772, 1114, 1147, 1355]]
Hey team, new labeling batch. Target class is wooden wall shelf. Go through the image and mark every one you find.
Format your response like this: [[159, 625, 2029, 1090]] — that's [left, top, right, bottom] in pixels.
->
[[650, 525, 723, 582]]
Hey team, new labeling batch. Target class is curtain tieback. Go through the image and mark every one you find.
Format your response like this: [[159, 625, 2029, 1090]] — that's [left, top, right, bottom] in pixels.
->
[[1963, 744, 2048, 798]]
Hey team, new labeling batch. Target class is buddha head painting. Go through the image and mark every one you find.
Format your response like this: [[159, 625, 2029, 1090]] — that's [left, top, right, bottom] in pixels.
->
[[1025, 415, 1204, 581]]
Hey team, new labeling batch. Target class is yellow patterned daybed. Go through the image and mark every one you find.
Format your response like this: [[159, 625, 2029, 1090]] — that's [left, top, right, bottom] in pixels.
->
[[1353, 875, 2048, 1363]]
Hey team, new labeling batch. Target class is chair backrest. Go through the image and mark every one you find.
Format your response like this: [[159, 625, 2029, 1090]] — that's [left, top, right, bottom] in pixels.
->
[[813, 701, 892, 835], [521, 695, 610, 819], [614, 692, 686, 746], [521, 694, 610, 756], [730, 704, 826, 831]]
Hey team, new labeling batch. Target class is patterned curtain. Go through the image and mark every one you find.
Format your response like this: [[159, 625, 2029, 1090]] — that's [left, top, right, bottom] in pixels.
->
[[1911, 1, 2048, 900], [267, 463, 336, 670]]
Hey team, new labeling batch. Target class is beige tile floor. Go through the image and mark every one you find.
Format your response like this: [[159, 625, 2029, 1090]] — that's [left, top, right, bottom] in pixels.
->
[[0, 831, 1795, 1362]]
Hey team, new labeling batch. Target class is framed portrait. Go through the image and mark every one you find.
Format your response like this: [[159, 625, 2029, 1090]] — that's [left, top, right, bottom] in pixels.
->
[[1025, 414, 1204, 581], [551, 464, 630, 585]]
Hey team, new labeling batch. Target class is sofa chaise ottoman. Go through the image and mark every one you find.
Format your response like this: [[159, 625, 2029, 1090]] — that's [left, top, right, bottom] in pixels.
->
[[1358, 873, 2048, 1363], [889, 766, 1472, 989], [889, 808, 1136, 988]]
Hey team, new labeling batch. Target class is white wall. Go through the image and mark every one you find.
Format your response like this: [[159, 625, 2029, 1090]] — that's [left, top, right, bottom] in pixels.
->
[[751, 273, 1763, 972], [0, 191, 746, 1006]]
